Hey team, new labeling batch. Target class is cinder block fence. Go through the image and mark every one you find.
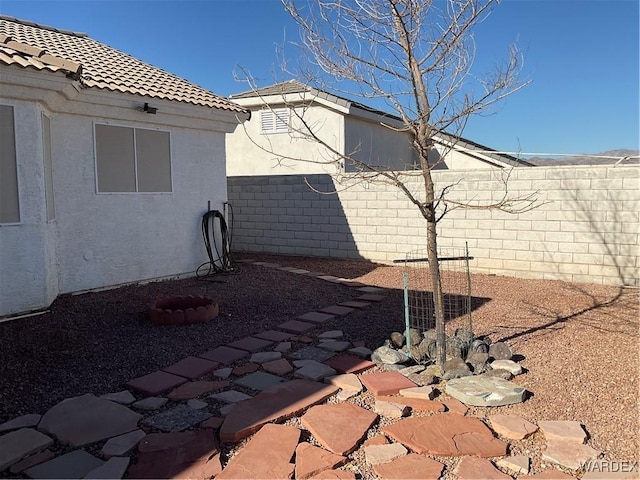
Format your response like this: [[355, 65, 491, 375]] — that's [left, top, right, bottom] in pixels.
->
[[227, 165, 639, 287]]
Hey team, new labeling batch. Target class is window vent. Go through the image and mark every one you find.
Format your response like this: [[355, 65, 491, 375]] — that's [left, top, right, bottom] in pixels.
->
[[260, 108, 289, 134]]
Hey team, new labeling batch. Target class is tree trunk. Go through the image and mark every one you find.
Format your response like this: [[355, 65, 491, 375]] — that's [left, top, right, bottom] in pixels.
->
[[426, 212, 446, 365], [422, 163, 447, 366]]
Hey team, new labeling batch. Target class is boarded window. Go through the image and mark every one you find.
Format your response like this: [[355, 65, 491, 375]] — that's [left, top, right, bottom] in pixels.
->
[[0, 105, 19, 223], [95, 124, 171, 193], [260, 108, 289, 134], [42, 113, 55, 221]]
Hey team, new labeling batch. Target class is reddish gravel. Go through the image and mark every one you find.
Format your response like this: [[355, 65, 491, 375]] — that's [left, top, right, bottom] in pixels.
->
[[0, 252, 637, 467], [238, 253, 640, 464]]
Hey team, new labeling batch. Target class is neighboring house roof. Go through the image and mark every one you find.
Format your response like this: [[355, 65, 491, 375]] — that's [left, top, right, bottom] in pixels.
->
[[231, 80, 533, 168], [0, 16, 246, 113]]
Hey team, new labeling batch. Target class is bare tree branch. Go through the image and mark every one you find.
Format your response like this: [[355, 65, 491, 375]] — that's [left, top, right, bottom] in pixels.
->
[[235, 0, 538, 364]]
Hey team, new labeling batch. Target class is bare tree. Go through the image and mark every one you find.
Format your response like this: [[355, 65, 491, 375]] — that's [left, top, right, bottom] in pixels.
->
[[237, 0, 539, 365]]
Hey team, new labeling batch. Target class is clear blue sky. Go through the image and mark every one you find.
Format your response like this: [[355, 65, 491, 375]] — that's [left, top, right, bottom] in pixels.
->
[[1, 0, 638, 156]]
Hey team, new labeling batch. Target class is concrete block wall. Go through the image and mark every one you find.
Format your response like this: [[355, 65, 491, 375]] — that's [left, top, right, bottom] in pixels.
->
[[228, 165, 640, 286]]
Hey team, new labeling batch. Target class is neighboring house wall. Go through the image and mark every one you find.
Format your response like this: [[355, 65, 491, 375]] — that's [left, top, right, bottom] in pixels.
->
[[227, 104, 344, 176], [344, 115, 418, 171], [228, 165, 640, 287], [432, 146, 500, 170]]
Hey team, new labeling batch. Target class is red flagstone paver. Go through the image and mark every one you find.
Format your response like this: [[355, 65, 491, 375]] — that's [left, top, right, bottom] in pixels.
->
[[199, 346, 249, 365], [292, 334, 315, 344], [161, 356, 219, 379], [253, 330, 292, 342], [100, 429, 146, 458], [0, 414, 41, 434], [359, 371, 417, 396], [356, 294, 386, 302], [262, 358, 294, 376], [309, 469, 356, 479], [301, 403, 379, 455], [38, 394, 142, 448], [295, 442, 347, 480], [101, 390, 135, 405], [520, 471, 576, 479], [167, 380, 230, 400], [324, 373, 362, 392], [317, 275, 342, 283], [318, 305, 355, 316], [364, 435, 390, 447], [357, 286, 384, 293], [582, 470, 638, 480], [85, 456, 130, 480], [232, 362, 260, 376], [324, 354, 375, 374], [339, 300, 371, 308], [0, 430, 50, 471], [234, 371, 284, 391], [489, 414, 539, 440], [496, 455, 530, 475], [372, 453, 444, 480], [374, 400, 410, 418], [128, 430, 222, 479], [290, 268, 311, 274], [24, 449, 103, 479], [376, 396, 445, 412], [277, 320, 317, 334], [443, 397, 469, 415], [219, 380, 339, 442], [8, 449, 54, 474], [227, 336, 274, 353], [200, 416, 224, 430], [383, 413, 508, 457], [297, 312, 336, 324], [538, 420, 587, 444], [126, 371, 187, 396], [217, 424, 300, 479], [364, 443, 408, 465], [454, 457, 512, 480], [542, 439, 601, 470]]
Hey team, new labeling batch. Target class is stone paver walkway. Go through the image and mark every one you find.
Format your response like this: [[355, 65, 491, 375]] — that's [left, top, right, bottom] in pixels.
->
[[0, 259, 593, 479]]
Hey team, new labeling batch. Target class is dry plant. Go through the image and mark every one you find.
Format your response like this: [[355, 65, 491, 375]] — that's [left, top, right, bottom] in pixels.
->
[[235, 0, 543, 364]]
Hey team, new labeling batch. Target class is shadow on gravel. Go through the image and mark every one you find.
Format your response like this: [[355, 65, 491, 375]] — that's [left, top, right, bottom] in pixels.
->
[[500, 284, 638, 343]]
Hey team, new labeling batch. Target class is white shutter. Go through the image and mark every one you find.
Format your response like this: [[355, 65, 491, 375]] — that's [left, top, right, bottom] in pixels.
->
[[260, 110, 275, 133], [274, 108, 289, 133], [260, 108, 289, 133]]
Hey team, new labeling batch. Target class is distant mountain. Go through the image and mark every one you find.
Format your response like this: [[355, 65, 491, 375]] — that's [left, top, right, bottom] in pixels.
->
[[527, 149, 639, 166]]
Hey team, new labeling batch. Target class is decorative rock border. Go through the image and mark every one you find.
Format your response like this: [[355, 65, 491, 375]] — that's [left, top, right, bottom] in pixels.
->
[[147, 295, 219, 326]]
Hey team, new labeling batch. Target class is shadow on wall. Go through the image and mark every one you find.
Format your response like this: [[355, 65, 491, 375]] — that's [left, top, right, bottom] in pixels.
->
[[227, 174, 364, 261]]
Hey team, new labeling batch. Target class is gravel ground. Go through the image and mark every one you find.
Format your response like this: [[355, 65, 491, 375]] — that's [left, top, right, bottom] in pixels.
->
[[0, 252, 638, 473]]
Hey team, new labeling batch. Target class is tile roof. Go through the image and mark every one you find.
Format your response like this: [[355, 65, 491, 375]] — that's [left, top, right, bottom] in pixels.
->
[[230, 80, 310, 99], [0, 16, 246, 114]]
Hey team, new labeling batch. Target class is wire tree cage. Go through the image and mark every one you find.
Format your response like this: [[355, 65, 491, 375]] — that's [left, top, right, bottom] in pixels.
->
[[398, 244, 473, 363]]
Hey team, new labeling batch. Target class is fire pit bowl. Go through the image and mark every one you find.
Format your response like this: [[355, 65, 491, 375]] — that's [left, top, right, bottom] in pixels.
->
[[148, 295, 219, 326]]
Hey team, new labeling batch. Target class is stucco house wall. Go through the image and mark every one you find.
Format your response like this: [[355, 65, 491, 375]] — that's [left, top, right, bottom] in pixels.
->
[[0, 17, 247, 317], [227, 103, 344, 176], [0, 98, 57, 314], [52, 96, 231, 294], [344, 115, 418, 172]]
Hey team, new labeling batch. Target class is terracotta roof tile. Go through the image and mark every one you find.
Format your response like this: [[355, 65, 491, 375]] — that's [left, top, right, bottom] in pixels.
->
[[0, 16, 246, 114]]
